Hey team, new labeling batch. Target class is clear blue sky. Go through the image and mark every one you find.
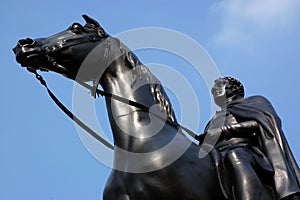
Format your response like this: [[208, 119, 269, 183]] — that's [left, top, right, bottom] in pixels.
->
[[1, 0, 300, 199]]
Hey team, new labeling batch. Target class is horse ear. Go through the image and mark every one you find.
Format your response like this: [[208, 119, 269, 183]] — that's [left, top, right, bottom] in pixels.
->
[[82, 14, 101, 27], [82, 14, 108, 37]]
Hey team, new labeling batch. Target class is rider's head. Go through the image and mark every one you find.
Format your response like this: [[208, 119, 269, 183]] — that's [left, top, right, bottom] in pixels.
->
[[211, 77, 244, 108]]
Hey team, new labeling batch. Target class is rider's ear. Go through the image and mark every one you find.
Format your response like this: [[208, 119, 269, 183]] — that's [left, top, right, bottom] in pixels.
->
[[82, 14, 101, 28]]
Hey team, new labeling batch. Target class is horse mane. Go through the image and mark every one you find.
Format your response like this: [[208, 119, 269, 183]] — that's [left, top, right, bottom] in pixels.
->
[[151, 83, 176, 122], [125, 51, 177, 123]]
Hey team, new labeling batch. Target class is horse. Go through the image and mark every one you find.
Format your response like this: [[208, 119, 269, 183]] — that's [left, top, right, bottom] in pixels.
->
[[13, 15, 275, 200]]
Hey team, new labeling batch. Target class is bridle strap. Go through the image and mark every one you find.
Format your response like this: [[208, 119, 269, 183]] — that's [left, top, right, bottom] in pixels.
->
[[31, 70, 201, 149], [42, 32, 101, 55], [30, 41, 201, 149]]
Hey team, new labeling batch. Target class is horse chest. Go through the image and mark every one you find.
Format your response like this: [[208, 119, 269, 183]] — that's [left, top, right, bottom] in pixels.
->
[[104, 154, 221, 200], [105, 170, 185, 200]]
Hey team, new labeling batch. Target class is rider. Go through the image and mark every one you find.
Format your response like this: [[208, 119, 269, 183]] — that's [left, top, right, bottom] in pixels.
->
[[199, 77, 300, 200]]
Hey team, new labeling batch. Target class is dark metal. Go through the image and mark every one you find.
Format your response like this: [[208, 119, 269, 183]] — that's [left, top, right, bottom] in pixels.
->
[[13, 15, 300, 200], [199, 77, 300, 199], [14, 15, 222, 200]]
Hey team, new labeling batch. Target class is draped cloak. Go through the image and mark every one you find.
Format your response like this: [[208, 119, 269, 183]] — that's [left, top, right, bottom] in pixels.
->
[[226, 95, 300, 199]]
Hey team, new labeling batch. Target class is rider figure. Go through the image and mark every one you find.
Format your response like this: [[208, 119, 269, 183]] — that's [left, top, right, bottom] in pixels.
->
[[200, 77, 300, 200]]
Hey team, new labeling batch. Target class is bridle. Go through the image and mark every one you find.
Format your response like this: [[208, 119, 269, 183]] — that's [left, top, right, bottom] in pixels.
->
[[27, 25, 104, 73], [26, 30, 201, 150]]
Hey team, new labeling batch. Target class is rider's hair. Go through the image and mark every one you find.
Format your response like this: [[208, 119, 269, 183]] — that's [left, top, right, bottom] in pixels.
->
[[218, 77, 245, 97]]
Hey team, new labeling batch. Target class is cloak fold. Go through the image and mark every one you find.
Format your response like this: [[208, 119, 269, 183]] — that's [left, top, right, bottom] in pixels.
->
[[227, 95, 300, 199]]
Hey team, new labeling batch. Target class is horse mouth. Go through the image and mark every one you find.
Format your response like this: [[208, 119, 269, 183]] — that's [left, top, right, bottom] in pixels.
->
[[13, 38, 49, 71]]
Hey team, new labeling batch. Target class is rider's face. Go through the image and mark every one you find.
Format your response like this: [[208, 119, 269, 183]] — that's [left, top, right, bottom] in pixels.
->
[[211, 79, 232, 107], [211, 80, 226, 97]]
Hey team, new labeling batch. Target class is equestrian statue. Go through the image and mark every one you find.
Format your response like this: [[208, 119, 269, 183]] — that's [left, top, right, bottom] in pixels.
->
[[13, 15, 300, 200]]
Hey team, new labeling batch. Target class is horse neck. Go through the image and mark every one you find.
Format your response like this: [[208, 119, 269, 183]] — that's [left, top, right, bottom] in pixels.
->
[[99, 48, 176, 150]]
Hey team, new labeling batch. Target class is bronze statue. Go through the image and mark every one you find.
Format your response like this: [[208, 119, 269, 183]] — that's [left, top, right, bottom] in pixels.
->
[[13, 15, 299, 199], [198, 77, 300, 199]]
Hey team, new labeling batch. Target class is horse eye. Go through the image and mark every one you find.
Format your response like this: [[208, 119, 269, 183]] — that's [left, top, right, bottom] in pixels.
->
[[71, 23, 83, 33]]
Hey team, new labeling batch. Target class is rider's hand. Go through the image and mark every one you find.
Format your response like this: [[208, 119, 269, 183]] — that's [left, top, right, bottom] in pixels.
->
[[205, 128, 223, 142]]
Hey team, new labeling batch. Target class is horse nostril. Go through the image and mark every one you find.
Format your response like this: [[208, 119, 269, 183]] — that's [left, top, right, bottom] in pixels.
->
[[18, 38, 36, 47]]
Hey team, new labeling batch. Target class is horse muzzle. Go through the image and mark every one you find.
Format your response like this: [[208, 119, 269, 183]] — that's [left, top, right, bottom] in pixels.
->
[[13, 38, 48, 71]]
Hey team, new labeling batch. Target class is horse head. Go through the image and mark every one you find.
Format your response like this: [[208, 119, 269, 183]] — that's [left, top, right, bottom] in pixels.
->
[[13, 15, 108, 82]]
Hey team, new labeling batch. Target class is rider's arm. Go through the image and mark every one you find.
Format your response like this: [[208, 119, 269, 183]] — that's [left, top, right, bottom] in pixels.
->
[[195, 120, 259, 142], [221, 120, 259, 139]]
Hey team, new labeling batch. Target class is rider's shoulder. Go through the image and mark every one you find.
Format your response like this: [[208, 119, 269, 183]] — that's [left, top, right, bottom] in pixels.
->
[[245, 95, 271, 104]]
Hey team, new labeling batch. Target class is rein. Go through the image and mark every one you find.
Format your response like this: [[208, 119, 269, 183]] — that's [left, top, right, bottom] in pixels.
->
[[29, 69, 201, 150], [27, 33, 201, 150], [31, 70, 114, 149]]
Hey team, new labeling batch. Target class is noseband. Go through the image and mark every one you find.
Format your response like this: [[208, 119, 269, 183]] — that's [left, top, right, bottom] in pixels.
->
[[43, 33, 101, 55]]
